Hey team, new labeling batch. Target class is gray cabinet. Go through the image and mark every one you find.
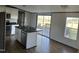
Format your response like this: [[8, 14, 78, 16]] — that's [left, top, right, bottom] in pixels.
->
[[0, 12, 5, 50]]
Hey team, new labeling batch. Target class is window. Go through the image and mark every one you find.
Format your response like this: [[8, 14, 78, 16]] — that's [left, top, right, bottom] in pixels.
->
[[64, 17, 79, 40]]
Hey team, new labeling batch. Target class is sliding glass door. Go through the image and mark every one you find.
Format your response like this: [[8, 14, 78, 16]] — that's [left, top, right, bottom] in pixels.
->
[[37, 15, 51, 37]]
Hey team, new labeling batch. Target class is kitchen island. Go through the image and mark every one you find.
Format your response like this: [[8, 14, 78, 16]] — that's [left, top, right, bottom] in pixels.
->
[[15, 26, 37, 49]]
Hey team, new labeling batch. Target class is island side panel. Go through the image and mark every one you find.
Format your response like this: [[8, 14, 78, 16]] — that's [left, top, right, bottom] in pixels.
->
[[26, 32, 37, 49]]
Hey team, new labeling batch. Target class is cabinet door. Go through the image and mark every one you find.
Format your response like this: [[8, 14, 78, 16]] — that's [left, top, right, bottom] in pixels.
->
[[18, 29, 21, 42], [15, 28, 21, 42], [26, 32, 37, 49], [15, 28, 18, 39]]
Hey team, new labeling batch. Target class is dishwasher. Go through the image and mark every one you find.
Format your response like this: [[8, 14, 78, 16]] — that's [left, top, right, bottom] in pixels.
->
[[21, 30, 27, 48]]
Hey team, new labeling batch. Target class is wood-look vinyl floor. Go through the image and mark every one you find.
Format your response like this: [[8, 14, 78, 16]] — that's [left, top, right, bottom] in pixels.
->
[[5, 34, 78, 53]]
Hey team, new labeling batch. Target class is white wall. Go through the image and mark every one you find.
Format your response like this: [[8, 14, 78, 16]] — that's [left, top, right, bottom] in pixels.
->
[[6, 7, 18, 23], [0, 6, 18, 23], [50, 13, 79, 49]]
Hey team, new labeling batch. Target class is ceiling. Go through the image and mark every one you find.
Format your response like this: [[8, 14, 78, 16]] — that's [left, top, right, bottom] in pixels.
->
[[11, 5, 79, 13]]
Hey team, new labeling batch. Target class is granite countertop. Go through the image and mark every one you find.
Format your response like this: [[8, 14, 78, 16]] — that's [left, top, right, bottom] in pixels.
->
[[16, 26, 37, 32]]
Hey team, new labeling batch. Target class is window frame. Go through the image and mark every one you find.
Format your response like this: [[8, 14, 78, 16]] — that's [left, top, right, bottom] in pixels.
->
[[64, 17, 79, 40]]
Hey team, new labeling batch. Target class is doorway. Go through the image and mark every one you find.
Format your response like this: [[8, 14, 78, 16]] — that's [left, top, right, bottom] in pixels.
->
[[37, 15, 51, 37]]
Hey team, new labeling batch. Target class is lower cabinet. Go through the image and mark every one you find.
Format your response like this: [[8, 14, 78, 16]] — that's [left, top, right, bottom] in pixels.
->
[[21, 31, 37, 49], [15, 27, 37, 49], [15, 28, 21, 43]]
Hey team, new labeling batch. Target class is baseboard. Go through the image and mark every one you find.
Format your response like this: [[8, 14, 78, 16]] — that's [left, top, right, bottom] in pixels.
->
[[50, 38, 78, 50]]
